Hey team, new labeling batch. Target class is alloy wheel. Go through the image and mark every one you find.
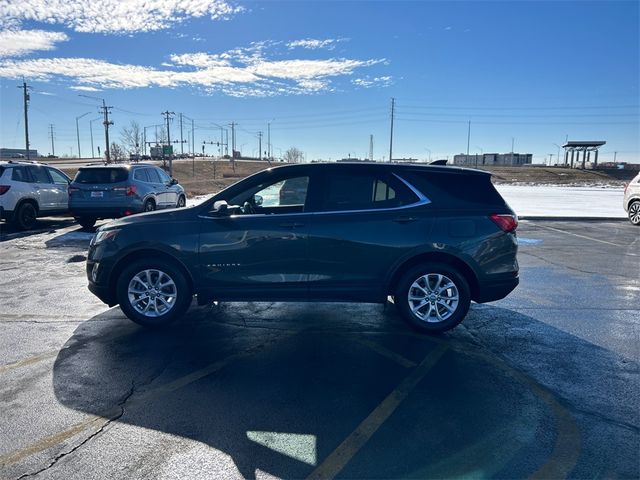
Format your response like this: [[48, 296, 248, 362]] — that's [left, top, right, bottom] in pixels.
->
[[408, 273, 459, 323], [127, 269, 177, 318], [629, 202, 640, 225]]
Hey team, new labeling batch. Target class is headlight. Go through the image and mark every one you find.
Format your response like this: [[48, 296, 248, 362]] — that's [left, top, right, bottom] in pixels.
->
[[91, 229, 120, 246]]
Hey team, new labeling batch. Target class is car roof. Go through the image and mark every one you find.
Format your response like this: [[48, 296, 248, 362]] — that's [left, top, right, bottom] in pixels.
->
[[77, 163, 156, 170], [0, 160, 47, 167], [262, 161, 491, 176]]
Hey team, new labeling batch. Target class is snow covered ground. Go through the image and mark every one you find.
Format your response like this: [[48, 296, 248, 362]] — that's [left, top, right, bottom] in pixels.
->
[[186, 187, 627, 218], [496, 185, 626, 218]]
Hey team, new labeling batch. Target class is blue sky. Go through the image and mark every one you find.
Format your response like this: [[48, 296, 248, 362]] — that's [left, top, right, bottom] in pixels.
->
[[0, 0, 638, 163]]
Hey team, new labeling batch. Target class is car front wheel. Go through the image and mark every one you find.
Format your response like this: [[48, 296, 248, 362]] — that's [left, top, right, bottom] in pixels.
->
[[628, 200, 640, 225], [395, 263, 471, 333], [116, 260, 192, 327], [176, 195, 186, 208]]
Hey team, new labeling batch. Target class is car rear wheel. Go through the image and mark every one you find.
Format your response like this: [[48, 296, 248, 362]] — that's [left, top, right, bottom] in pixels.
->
[[396, 263, 471, 333], [628, 200, 640, 226], [13, 202, 37, 230], [77, 217, 96, 230], [116, 259, 192, 327], [144, 199, 155, 212]]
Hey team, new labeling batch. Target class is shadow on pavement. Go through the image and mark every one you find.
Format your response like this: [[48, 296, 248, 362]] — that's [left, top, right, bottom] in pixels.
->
[[47, 302, 638, 479], [0, 217, 78, 242]]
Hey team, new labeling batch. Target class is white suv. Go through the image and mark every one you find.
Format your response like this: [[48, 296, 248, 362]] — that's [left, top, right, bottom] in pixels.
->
[[623, 172, 640, 226], [0, 161, 71, 230]]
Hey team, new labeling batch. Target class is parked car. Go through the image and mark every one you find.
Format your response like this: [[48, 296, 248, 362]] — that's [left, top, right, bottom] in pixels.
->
[[86, 163, 519, 333], [0, 160, 71, 230], [623, 172, 640, 225], [69, 164, 186, 229]]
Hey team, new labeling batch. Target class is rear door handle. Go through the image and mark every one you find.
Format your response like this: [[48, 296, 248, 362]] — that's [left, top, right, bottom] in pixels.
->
[[392, 216, 418, 224], [279, 222, 305, 228]]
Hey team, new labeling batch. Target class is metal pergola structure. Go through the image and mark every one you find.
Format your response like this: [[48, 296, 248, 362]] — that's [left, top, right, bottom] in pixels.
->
[[562, 141, 606, 169]]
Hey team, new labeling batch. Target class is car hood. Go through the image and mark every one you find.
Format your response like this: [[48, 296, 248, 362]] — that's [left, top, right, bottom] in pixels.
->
[[100, 206, 197, 229]]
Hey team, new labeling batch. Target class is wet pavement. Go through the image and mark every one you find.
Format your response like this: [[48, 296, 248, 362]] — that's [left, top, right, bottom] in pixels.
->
[[0, 218, 638, 479]]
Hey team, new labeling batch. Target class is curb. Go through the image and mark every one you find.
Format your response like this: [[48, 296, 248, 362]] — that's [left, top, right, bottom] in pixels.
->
[[519, 216, 627, 222]]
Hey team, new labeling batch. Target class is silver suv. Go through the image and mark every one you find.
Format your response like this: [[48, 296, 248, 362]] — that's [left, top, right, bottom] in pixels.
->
[[623, 172, 640, 225], [0, 161, 71, 230]]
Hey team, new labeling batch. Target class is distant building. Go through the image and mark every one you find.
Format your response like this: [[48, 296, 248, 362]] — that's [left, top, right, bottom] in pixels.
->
[[0, 148, 39, 159], [453, 153, 532, 167]]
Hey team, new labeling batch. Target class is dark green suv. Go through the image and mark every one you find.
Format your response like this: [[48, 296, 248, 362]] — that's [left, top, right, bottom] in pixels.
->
[[86, 163, 519, 333]]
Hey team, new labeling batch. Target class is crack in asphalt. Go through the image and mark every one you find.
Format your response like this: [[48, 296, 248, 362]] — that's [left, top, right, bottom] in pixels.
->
[[15, 381, 137, 480]]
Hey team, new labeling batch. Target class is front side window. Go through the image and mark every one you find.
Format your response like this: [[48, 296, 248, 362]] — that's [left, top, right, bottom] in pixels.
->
[[229, 175, 310, 214], [145, 168, 161, 183], [319, 172, 417, 212], [47, 168, 69, 185], [156, 168, 171, 183]]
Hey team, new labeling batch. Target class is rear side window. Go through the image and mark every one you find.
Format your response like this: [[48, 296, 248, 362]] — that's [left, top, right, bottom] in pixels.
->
[[320, 172, 417, 211], [403, 171, 505, 208], [74, 168, 128, 184], [27, 166, 51, 184], [11, 167, 30, 182], [133, 169, 149, 182]]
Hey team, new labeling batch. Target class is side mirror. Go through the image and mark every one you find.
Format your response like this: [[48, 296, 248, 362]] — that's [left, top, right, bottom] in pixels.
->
[[212, 200, 230, 216], [254, 194, 263, 206], [170, 178, 178, 185]]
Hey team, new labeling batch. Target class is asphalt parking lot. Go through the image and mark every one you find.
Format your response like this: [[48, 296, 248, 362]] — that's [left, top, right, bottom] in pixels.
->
[[0, 218, 638, 479]]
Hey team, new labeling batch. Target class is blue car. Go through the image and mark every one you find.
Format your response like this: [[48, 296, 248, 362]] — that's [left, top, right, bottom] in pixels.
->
[[69, 164, 186, 229]]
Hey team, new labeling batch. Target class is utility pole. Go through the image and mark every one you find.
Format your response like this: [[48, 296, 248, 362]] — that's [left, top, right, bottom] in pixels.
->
[[98, 100, 114, 163], [614, 151, 618, 163], [267, 122, 271, 160], [389, 97, 395, 163], [18, 81, 31, 160], [369, 134, 374, 161], [230, 122, 236, 171], [191, 118, 194, 157], [75, 112, 91, 159], [179, 113, 184, 155], [48, 124, 55, 156], [257, 131, 263, 161], [466, 120, 471, 157], [161, 111, 175, 174]]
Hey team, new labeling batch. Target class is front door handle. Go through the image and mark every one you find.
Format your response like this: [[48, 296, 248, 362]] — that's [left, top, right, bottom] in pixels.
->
[[279, 222, 305, 228], [393, 216, 418, 224]]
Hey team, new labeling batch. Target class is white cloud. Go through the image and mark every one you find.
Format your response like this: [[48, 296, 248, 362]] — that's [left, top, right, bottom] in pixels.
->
[[0, 29, 69, 58], [352, 76, 393, 88], [0, 41, 388, 97], [0, 0, 243, 34], [287, 38, 345, 50], [69, 85, 102, 92]]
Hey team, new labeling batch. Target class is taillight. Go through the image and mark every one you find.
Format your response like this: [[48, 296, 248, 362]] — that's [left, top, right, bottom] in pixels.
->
[[113, 185, 137, 196], [490, 214, 518, 233], [0, 185, 10, 195], [624, 183, 629, 194]]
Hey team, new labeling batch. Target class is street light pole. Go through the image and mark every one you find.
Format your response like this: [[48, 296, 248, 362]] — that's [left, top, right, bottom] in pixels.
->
[[75, 112, 91, 159], [89, 118, 101, 159]]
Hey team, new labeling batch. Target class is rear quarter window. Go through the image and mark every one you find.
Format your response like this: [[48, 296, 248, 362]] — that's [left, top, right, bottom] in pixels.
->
[[74, 168, 129, 184], [403, 171, 505, 209]]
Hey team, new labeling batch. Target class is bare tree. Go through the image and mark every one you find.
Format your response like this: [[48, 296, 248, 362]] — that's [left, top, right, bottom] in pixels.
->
[[155, 126, 167, 145], [283, 147, 304, 164], [120, 120, 142, 155], [110, 142, 126, 163]]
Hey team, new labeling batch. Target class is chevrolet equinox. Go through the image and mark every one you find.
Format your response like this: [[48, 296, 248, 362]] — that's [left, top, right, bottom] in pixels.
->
[[86, 163, 519, 333]]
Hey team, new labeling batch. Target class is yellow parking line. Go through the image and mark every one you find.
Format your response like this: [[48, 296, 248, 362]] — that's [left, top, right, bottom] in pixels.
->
[[354, 339, 417, 368], [306, 343, 448, 480]]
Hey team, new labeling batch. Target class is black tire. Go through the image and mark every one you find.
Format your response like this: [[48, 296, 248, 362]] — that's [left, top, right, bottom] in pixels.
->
[[395, 262, 471, 334], [176, 195, 186, 208], [13, 202, 38, 230], [116, 259, 192, 327], [143, 199, 156, 212], [628, 200, 640, 226], [77, 217, 96, 230]]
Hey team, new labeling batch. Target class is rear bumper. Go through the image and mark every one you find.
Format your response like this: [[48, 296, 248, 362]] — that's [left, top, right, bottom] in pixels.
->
[[0, 206, 13, 221], [474, 274, 519, 303]]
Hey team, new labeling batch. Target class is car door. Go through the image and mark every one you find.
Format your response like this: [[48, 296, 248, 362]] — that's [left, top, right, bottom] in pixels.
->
[[306, 167, 434, 302], [197, 170, 316, 301], [144, 167, 167, 207], [26, 166, 56, 211], [155, 167, 177, 207], [45, 167, 70, 211]]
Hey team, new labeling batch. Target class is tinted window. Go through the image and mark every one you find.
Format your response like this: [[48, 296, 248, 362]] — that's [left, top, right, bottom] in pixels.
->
[[27, 166, 51, 184], [403, 171, 505, 208], [47, 168, 69, 185], [320, 172, 416, 211], [156, 168, 171, 183], [133, 168, 149, 182], [146, 168, 161, 183], [12, 167, 30, 183], [75, 168, 129, 184]]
